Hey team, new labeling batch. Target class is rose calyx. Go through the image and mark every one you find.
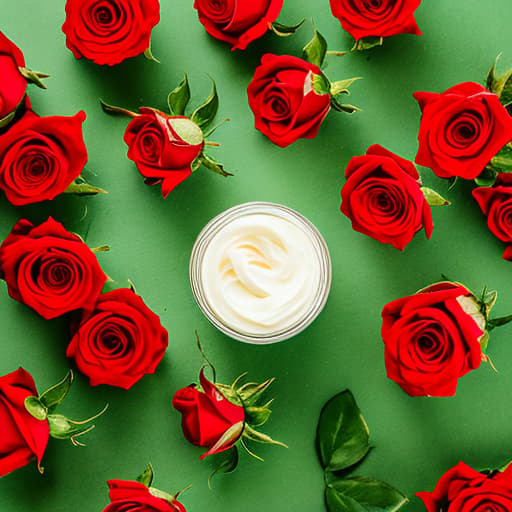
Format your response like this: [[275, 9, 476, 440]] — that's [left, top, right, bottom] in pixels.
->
[[24, 370, 108, 448]]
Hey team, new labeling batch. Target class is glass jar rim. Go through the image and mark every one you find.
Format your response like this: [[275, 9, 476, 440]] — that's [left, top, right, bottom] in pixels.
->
[[189, 201, 332, 344]]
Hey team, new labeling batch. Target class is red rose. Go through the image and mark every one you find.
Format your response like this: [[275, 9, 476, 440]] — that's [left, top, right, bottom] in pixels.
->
[[340, 144, 433, 250], [0, 31, 27, 121], [329, 0, 422, 42], [0, 110, 87, 206], [66, 288, 169, 389], [0, 217, 107, 319], [0, 368, 49, 478], [193, 0, 284, 50], [103, 480, 186, 512], [62, 0, 160, 66], [414, 82, 512, 180], [247, 54, 331, 148], [124, 109, 204, 198], [381, 282, 485, 397], [473, 174, 512, 261], [172, 369, 245, 459], [417, 461, 512, 512]]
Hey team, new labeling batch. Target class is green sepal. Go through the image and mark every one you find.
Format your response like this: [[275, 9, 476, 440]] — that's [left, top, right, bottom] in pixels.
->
[[330, 78, 362, 97], [303, 26, 328, 68], [242, 424, 287, 448], [0, 110, 16, 129], [487, 314, 512, 332], [312, 73, 331, 96], [480, 287, 498, 317], [18, 67, 49, 89], [39, 370, 73, 413], [244, 404, 272, 427], [191, 79, 219, 130], [475, 167, 498, 187], [208, 446, 239, 489], [316, 390, 371, 472], [25, 396, 48, 421], [200, 153, 233, 177], [479, 331, 490, 353], [353, 36, 383, 51], [47, 404, 108, 445], [269, 19, 305, 37], [63, 177, 108, 196], [326, 477, 408, 512], [421, 187, 450, 206], [486, 55, 512, 106], [489, 144, 512, 172], [100, 99, 138, 118], [236, 377, 274, 406], [330, 95, 360, 114], [136, 463, 154, 487], [144, 44, 160, 64], [168, 74, 191, 116]]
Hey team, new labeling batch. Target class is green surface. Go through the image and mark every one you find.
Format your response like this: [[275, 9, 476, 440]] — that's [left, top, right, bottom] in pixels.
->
[[1, 1, 512, 511]]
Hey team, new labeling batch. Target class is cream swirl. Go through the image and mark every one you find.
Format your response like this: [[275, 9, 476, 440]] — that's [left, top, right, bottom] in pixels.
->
[[201, 213, 320, 335]]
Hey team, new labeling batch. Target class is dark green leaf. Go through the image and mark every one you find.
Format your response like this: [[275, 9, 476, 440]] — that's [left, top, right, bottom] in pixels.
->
[[420, 187, 450, 206], [303, 27, 328, 68], [168, 74, 191, 116], [191, 79, 219, 130], [39, 370, 74, 412], [25, 396, 48, 421], [270, 19, 305, 37], [136, 463, 154, 487], [200, 154, 233, 177], [208, 446, 239, 489], [316, 390, 370, 472], [330, 96, 360, 114], [326, 477, 408, 512], [475, 167, 498, 187], [354, 37, 383, 51]]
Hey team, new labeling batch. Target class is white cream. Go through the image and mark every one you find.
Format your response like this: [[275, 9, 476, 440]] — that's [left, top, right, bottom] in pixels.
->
[[200, 213, 321, 336]]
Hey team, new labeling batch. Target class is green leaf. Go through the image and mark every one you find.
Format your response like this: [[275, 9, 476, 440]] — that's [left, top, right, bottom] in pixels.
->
[[420, 187, 450, 206], [0, 110, 16, 129], [200, 154, 233, 177], [270, 19, 305, 37], [475, 167, 498, 187], [39, 370, 74, 412], [316, 390, 371, 472], [191, 79, 219, 130], [330, 78, 362, 97], [208, 446, 239, 489], [326, 477, 408, 512], [330, 96, 360, 114], [303, 27, 328, 68], [168, 74, 191, 116], [64, 177, 108, 196], [136, 463, 154, 487], [25, 396, 48, 421], [354, 37, 383, 51]]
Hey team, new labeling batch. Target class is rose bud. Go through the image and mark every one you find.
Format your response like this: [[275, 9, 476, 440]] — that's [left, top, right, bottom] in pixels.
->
[[62, 0, 160, 66], [473, 174, 512, 261], [382, 281, 512, 397], [340, 144, 447, 250], [0, 31, 48, 128], [103, 465, 188, 512], [1, 368, 107, 478], [67, 288, 169, 390], [124, 110, 205, 198], [101, 76, 231, 198], [0, 368, 49, 478], [329, 0, 423, 50], [0, 110, 91, 206], [0, 217, 108, 319], [172, 342, 285, 480], [414, 82, 512, 181], [193, 0, 284, 50], [417, 461, 512, 512]]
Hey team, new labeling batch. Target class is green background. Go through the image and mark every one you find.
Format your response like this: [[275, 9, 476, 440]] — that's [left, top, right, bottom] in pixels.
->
[[1, 1, 512, 511]]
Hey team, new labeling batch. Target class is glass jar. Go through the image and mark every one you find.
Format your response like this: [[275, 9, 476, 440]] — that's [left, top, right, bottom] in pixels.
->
[[189, 202, 332, 344]]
